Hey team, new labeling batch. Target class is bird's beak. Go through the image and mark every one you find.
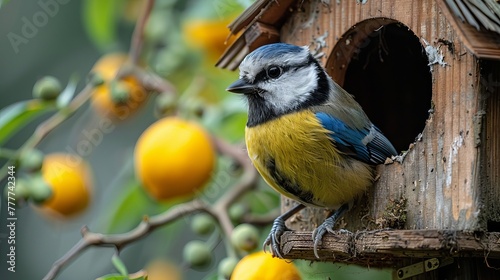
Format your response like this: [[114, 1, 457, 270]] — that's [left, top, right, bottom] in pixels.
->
[[226, 79, 256, 94]]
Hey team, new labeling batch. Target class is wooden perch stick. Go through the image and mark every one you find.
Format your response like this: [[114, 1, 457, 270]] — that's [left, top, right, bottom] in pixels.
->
[[281, 230, 500, 266]]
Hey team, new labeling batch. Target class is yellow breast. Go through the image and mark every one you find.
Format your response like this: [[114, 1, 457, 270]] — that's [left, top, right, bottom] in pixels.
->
[[245, 110, 374, 208]]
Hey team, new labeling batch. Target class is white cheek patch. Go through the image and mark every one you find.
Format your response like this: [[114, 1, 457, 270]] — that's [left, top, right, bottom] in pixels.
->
[[261, 65, 318, 113]]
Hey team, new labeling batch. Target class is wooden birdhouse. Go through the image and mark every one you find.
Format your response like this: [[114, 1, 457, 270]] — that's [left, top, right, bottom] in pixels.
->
[[218, 0, 500, 278]]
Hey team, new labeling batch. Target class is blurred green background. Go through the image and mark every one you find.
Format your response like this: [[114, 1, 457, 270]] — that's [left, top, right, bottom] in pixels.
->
[[0, 0, 392, 279]]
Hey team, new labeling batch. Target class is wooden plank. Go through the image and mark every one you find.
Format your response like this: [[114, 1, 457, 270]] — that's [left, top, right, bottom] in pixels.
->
[[216, 0, 295, 69], [227, 0, 295, 34], [280, 230, 500, 264], [244, 22, 280, 50], [437, 1, 500, 60], [216, 22, 280, 70]]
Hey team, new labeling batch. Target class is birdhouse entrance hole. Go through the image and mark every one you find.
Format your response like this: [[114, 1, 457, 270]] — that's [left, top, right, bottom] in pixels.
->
[[326, 18, 432, 152]]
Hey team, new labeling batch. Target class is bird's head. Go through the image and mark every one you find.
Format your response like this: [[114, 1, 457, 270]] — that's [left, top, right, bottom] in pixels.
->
[[227, 43, 330, 127]]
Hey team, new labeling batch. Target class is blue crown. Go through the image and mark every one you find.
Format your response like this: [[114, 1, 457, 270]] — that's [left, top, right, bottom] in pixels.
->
[[248, 43, 304, 60]]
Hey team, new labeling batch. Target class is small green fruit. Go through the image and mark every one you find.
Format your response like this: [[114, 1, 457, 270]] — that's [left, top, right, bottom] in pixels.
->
[[154, 93, 177, 117], [33, 76, 62, 100], [230, 224, 259, 252], [218, 257, 238, 279], [29, 174, 53, 204], [110, 81, 130, 104], [88, 72, 105, 87], [228, 203, 246, 222], [191, 213, 216, 236], [19, 149, 44, 172], [183, 240, 212, 268], [4, 178, 30, 205], [13, 178, 31, 199]]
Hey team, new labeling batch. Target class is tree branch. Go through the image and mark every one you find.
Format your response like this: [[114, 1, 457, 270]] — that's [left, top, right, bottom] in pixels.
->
[[131, 66, 176, 94], [0, 83, 94, 182], [128, 0, 155, 65], [26, 83, 94, 149], [20, 0, 262, 277], [42, 136, 259, 280], [42, 199, 207, 280]]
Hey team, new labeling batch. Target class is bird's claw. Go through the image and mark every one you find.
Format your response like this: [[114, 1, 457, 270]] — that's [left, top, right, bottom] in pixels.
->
[[311, 203, 350, 258], [263, 216, 287, 258], [312, 217, 337, 258]]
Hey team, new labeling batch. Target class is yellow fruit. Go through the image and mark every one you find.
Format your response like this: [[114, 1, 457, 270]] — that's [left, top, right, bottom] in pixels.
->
[[40, 153, 93, 217], [134, 117, 215, 201], [231, 251, 301, 280], [90, 53, 148, 120], [183, 18, 236, 61]]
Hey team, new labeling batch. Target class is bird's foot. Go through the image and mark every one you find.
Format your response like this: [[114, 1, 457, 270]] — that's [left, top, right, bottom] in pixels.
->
[[263, 203, 306, 258], [263, 216, 287, 258], [312, 217, 336, 258], [311, 203, 350, 258]]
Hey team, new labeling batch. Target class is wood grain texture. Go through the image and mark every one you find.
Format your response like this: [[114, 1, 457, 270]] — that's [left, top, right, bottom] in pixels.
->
[[280, 230, 500, 263], [276, 0, 500, 234], [480, 61, 500, 227], [437, 1, 500, 60]]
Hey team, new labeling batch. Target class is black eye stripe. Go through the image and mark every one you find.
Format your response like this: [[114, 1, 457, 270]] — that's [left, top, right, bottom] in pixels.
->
[[254, 62, 311, 83]]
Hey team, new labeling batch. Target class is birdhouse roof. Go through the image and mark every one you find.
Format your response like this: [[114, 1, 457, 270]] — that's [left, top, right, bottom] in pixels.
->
[[216, 0, 500, 69]]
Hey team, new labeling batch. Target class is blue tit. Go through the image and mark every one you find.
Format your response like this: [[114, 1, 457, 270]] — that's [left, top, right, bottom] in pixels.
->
[[226, 43, 397, 258]]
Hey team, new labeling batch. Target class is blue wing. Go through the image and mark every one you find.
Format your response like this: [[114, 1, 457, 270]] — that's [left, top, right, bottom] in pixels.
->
[[315, 112, 397, 164]]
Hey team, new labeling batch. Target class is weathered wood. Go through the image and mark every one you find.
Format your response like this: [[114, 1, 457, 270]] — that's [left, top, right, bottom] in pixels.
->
[[278, 0, 500, 234], [218, 1, 500, 277], [481, 60, 500, 231], [280, 230, 500, 264], [216, 0, 296, 69], [437, 1, 500, 60]]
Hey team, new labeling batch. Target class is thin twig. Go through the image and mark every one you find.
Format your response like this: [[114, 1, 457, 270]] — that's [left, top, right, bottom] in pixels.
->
[[0, 83, 94, 182], [129, 0, 155, 65], [26, 84, 94, 149], [2, 0, 155, 175], [42, 199, 207, 280], [131, 66, 177, 94], [29, 0, 262, 277]]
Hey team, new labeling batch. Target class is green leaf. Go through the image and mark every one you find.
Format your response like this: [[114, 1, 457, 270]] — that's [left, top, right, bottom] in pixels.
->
[[97, 272, 146, 280], [112, 254, 128, 276], [96, 274, 128, 280], [0, 99, 54, 146], [83, 0, 119, 50]]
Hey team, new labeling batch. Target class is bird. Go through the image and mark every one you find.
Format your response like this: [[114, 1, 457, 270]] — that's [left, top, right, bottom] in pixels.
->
[[226, 43, 397, 259]]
